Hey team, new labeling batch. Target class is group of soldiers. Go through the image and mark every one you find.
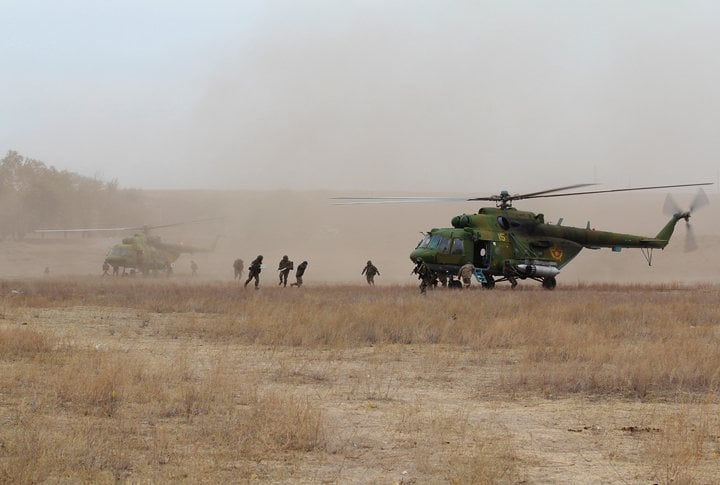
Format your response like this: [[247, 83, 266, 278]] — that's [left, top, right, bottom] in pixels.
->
[[100, 254, 472, 294], [411, 258, 476, 294], [233, 255, 308, 289]]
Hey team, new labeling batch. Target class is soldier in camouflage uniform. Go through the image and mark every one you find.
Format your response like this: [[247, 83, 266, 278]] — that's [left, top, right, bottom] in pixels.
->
[[291, 261, 308, 287], [411, 257, 433, 294], [361, 260, 380, 285], [233, 258, 244, 280], [458, 262, 476, 288], [244, 255, 263, 289], [277, 255, 294, 287]]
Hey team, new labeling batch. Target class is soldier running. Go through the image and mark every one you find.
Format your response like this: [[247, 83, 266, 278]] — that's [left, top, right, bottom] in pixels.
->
[[361, 260, 380, 285], [458, 262, 476, 288], [412, 257, 434, 294], [190, 260, 198, 276], [244, 255, 263, 289], [102, 261, 110, 276], [233, 258, 244, 280], [277, 255, 294, 287], [291, 261, 308, 287]]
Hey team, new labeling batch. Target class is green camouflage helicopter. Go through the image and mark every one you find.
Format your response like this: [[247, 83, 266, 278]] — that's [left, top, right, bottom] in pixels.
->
[[335, 183, 712, 289], [35, 220, 222, 276]]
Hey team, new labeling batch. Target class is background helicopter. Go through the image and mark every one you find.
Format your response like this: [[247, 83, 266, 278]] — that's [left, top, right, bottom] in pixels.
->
[[335, 183, 713, 289], [35, 219, 222, 276]]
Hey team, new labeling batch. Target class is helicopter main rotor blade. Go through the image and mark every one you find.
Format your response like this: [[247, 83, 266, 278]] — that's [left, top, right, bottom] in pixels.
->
[[336, 184, 601, 205], [34, 226, 140, 234], [465, 183, 597, 202], [331, 197, 469, 205], [511, 183, 599, 200], [142, 217, 225, 231], [34, 217, 224, 234], [333, 182, 713, 206], [524, 182, 714, 200]]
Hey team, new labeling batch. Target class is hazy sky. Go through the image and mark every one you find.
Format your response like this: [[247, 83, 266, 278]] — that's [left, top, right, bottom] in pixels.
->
[[2, 1, 719, 192]]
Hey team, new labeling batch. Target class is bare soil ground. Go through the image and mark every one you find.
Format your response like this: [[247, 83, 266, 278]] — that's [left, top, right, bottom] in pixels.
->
[[0, 279, 719, 483]]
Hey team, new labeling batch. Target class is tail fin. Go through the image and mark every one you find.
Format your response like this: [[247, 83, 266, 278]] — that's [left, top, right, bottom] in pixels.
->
[[655, 214, 685, 248]]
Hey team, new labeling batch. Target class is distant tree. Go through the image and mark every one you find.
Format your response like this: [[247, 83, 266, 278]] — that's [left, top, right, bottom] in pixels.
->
[[0, 150, 147, 239]]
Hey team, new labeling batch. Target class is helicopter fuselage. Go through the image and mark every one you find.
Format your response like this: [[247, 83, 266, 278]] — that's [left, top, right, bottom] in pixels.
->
[[409, 206, 684, 288], [104, 234, 181, 273], [104, 233, 217, 274]]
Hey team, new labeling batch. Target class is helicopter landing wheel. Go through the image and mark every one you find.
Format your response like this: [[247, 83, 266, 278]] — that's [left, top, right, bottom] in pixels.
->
[[542, 277, 557, 290], [482, 276, 495, 289]]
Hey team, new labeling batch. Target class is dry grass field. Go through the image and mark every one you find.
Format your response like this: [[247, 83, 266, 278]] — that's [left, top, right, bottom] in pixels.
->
[[0, 277, 719, 483]]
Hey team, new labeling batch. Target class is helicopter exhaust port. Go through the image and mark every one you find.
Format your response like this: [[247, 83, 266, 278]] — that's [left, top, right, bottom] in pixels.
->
[[515, 264, 560, 278]]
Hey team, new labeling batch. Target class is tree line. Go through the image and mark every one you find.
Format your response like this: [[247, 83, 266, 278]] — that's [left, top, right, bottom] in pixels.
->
[[0, 150, 147, 239]]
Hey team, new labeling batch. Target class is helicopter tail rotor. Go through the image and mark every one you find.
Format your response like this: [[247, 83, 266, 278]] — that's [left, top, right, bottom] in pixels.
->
[[662, 188, 708, 252], [689, 187, 710, 212], [685, 224, 698, 253], [662, 193, 682, 217]]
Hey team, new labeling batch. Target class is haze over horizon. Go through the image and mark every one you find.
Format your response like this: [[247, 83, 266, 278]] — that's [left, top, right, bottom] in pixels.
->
[[2, 1, 719, 192]]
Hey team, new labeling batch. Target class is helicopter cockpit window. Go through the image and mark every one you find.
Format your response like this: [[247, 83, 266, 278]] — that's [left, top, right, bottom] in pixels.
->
[[108, 246, 133, 258], [417, 234, 431, 248], [438, 237, 452, 254], [451, 238, 465, 255], [427, 234, 442, 249]]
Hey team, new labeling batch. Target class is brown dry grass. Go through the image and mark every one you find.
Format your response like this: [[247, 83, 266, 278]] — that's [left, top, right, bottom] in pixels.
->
[[0, 278, 719, 482]]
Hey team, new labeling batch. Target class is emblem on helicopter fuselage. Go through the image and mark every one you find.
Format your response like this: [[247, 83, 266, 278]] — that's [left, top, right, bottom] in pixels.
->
[[550, 247, 564, 260]]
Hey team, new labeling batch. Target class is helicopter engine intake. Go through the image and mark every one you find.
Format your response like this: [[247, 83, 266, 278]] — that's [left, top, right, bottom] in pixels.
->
[[515, 264, 560, 278]]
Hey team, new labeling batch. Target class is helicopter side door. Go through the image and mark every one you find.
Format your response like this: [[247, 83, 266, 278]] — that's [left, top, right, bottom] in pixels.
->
[[473, 240, 491, 269]]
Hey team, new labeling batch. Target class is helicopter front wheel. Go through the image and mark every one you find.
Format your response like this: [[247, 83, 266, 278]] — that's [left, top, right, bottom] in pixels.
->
[[542, 277, 557, 290]]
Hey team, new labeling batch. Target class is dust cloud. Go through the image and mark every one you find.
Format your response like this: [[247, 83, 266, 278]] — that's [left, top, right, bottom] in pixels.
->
[[4, 189, 719, 286], [3, 2, 720, 192]]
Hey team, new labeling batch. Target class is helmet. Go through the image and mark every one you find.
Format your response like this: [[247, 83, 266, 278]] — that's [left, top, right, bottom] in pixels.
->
[[283, 255, 288, 259], [367, 260, 372, 265]]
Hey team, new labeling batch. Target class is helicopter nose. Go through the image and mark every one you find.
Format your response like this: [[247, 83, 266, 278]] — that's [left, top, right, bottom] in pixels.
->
[[409, 248, 436, 263]]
